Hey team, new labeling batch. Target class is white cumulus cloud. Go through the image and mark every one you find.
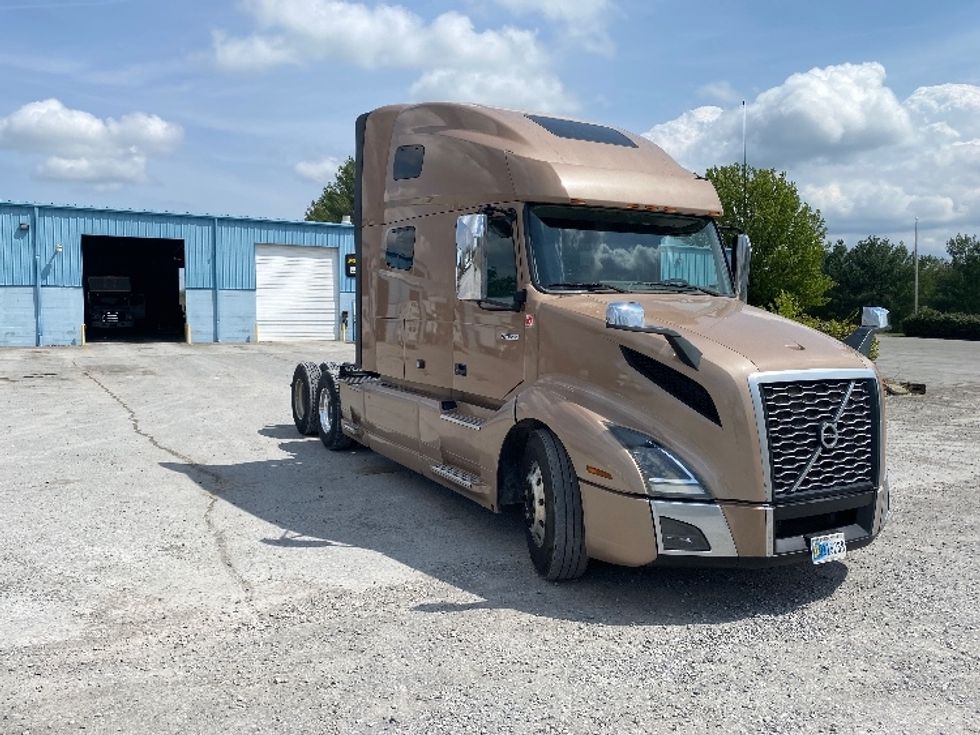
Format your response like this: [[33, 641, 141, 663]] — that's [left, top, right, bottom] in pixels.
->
[[905, 83, 980, 138], [493, 0, 615, 54], [643, 62, 980, 255], [646, 62, 911, 170], [294, 155, 342, 183], [409, 67, 570, 112], [697, 81, 740, 105], [0, 98, 182, 185], [212, 0, 574, 112]]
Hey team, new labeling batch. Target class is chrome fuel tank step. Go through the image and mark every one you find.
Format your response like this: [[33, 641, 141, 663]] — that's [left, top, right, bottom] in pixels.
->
[[430, 463, 482, 490]]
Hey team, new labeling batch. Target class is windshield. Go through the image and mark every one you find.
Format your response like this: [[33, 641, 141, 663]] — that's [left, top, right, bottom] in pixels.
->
[[526, 205, 734, 296]]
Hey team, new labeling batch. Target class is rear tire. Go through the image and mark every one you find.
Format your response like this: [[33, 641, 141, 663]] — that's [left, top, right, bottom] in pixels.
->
[[317, 370, 353, 451], [291, 362, 321, 436], [520, 429, 588, 580]]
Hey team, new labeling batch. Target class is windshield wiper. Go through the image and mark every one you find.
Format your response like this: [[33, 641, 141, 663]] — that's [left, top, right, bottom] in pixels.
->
[[626, 279, 723, 296], [543, 281, 629, 293]]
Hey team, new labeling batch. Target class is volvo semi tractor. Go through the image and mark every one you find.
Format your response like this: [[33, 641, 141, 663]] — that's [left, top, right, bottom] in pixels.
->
[[290, 103, 890, 580]]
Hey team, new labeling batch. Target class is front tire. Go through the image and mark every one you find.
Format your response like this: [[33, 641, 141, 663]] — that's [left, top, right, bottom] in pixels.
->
[[521, 429, 588, 580], [316, 370, 353, 451], [291, 362, 321, 436]]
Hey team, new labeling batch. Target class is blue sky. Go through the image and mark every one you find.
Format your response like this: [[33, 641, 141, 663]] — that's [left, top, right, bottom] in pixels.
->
[[2, 0, 979, 255]]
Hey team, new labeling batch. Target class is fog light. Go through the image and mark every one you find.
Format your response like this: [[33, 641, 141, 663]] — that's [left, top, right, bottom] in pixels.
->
[[660, 517, 710, 552]]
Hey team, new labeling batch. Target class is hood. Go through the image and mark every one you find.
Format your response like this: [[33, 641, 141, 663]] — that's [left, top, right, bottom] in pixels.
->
[[545, 293, 868, 372]]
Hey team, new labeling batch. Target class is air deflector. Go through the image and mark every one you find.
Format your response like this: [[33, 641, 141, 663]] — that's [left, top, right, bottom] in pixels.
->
[[621, 346, 721, 426]]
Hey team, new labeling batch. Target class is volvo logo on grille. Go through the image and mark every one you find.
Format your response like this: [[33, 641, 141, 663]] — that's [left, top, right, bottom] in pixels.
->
[[819, 421, 840, 449]]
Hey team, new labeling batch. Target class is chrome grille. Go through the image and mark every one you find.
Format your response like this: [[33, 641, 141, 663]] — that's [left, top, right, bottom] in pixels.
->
[[760, 378, 876, 498]]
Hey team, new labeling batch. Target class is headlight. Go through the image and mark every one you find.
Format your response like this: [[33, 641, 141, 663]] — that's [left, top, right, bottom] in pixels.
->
[[609, 425, 711, 500]]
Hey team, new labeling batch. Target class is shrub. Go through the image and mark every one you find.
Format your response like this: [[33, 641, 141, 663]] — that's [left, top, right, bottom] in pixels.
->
[[771, 291, 880, 361], [902, 308, 980, 341]]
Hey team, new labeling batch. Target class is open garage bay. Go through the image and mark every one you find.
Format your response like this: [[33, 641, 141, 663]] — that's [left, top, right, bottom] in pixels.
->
[[82, 235, 186, 341], [1, 338, 978, 734]]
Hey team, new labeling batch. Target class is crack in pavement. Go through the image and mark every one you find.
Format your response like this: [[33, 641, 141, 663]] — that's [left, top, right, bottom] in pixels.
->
[[81, 370, 253, 598]]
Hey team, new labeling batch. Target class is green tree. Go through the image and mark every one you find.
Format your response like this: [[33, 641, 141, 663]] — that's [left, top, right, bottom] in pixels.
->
[[916, 254, 951, 313], [938, 233, 980, 314], [305, 157, 355, 223], [705, 164, 831, 310], [821, 236, 915, 325]]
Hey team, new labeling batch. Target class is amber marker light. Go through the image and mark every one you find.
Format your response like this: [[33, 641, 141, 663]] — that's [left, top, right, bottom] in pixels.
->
[[586, 465, 613, 480]]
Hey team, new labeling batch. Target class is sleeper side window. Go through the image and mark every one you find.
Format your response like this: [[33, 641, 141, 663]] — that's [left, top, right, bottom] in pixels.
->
[[385, 226, 415, 270], [392, 145, 424, 180]]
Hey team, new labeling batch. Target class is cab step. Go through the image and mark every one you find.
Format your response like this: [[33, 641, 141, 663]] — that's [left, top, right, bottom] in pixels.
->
[[430, 463, 482, 490], [340, 419, 363, 438], [439, 411, 486, 431]]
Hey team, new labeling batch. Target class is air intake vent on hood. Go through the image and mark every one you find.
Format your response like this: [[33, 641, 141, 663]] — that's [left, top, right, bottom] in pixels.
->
[[621, 346, 721, 426]]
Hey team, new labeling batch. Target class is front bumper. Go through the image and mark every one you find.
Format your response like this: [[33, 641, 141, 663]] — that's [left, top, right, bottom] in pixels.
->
[[578, 475, 890, 568], [650, 477, 890, 567]]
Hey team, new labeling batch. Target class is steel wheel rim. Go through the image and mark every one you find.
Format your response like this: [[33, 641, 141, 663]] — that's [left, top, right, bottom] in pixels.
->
[[525, 461, 547, 548], [318, 384, 332, 432]]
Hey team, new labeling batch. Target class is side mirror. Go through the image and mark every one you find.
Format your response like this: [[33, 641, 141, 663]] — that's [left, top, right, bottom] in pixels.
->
[[456, 213, 488, 301], [606, 301, 646, 328], [845, 306, 890, 357], [862, 306, 890, 330], [732, 234, 751, 303]]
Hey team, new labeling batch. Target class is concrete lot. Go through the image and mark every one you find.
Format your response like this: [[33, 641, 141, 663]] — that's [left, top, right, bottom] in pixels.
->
[[1, 337, 978, 734]]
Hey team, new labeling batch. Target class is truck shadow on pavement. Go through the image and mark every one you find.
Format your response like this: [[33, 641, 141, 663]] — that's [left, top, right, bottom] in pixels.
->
[[160, 424, 848, 626]]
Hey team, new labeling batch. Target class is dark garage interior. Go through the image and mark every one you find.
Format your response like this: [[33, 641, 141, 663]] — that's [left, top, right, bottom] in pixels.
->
[[81, 235, 185, 341]]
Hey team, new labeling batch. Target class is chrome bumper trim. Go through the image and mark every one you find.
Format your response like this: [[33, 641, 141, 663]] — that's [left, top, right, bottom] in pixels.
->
[[651, 500, 738, 557], [873, 474, 891, 535]]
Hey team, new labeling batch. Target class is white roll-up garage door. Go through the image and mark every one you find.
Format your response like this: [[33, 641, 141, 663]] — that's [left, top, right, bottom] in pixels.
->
[[255, 244, 337, 341]]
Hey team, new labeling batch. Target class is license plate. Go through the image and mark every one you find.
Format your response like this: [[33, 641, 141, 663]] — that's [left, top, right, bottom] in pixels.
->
[[810, 532, 847, 564]]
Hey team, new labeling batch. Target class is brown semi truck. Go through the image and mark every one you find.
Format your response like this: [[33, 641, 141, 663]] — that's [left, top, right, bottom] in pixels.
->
[[290, 103, 891, 580]]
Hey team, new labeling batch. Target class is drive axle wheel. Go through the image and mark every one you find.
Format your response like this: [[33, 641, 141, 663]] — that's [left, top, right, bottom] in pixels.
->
[[520, 429, 588, 580], [291, 362, 321, 436], [317, 370, 353, 451]]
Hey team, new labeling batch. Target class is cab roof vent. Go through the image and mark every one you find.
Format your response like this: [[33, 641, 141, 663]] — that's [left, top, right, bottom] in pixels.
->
[[527, 114, 638, 148]]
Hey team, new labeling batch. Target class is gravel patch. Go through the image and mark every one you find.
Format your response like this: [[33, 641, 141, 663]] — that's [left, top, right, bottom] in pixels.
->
[[1, 339, 977, 734]]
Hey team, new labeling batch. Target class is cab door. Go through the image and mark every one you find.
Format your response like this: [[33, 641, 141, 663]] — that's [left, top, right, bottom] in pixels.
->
[[452, 211, 525, 403]]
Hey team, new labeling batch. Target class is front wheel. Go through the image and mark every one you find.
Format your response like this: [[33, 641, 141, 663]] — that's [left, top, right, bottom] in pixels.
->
[[316, 370, 353, 451], [521, 429, 588, 580]]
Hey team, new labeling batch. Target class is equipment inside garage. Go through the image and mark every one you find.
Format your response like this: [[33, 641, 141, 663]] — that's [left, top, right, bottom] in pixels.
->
[[82, 235, 185, 341]]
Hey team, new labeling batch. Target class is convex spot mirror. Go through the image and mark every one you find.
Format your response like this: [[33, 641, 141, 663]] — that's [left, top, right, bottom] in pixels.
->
[[456, 213, 488, 301], [731, 233, 752, 303], [862, 306, 890, 329]]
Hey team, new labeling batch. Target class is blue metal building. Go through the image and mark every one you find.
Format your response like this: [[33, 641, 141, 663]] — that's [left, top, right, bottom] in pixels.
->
[[0, 202, 355, 346]]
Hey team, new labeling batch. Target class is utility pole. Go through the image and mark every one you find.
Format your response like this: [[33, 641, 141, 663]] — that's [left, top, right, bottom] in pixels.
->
[[914, 216, 919, 314], [741, 101, 747, 229]]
